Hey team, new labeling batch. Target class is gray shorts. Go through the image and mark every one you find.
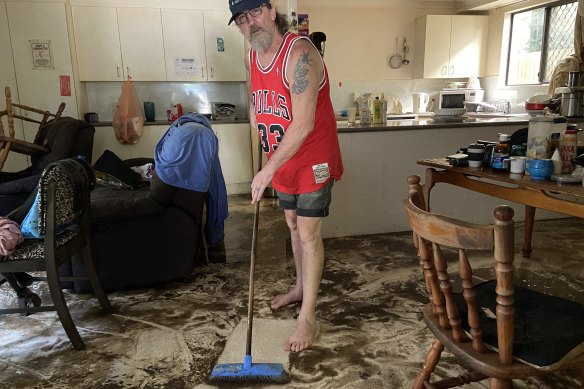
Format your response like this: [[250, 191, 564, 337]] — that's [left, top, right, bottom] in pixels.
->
[[277, 180, 334, 217]]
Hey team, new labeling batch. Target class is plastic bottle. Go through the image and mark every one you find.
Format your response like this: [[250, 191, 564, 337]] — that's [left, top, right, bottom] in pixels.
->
[[491, 133, 511, 170], [380, 93, 388, 124], [559, 126, 578, 173], [360, 103, 372, 125], [372, 97, 383, 124]]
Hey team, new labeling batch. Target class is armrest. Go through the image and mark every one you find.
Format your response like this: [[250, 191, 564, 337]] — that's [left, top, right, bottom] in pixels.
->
[[90, 186, 165, 223], [0, 175, 41, 195]]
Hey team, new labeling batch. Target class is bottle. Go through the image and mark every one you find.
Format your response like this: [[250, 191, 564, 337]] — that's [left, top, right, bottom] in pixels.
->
[[380, 93, 388, 124], [360, 103, 371, 125], [372, 97, 382, 124], [491, 133, 511, 170], [559, 126, 578, 173]]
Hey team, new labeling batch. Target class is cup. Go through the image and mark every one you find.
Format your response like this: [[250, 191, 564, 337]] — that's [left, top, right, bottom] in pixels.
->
[[509, 156, 527, 174], [347, 107, 357, 126], [144, 102, 155, 122], [467, 144, 485, 168], [525, 159, 552, 180]]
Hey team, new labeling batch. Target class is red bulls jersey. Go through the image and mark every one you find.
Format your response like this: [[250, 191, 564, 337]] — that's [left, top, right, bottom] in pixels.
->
[[249, 32, 343, 194]]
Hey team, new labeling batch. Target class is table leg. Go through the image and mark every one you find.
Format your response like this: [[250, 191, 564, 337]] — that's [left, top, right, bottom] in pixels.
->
[[523, 205, 536, 258]]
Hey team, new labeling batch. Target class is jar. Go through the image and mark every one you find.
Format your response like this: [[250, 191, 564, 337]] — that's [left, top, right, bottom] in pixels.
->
[[527, 115, 554, 160], [492, 133, 511, 170], [559, 126, 578, 173]]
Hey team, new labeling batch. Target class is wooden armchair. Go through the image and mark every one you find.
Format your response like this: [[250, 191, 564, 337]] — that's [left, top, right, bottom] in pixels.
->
[[0, 86, 65, 171], [404, 175, 584, 388]]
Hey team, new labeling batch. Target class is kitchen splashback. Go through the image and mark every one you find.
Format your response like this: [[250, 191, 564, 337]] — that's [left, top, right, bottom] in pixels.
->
[[84, 81, 248, 122]]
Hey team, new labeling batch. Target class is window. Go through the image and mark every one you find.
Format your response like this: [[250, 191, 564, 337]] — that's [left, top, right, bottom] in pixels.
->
[[507, 1, 577, 85]]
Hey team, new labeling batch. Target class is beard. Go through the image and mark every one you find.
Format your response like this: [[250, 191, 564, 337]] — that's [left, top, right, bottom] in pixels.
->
[[249, 26, 273, 52]]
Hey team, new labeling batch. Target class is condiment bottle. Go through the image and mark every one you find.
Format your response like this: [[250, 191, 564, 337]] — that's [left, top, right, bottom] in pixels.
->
[[491, 133, 511, 171], [372, 97, 383, 124], [559, 125, 578, 173]]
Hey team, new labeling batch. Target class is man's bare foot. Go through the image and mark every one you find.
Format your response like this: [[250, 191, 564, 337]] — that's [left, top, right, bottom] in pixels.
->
[[271, 287, 302, 310], [283, 319, 319, 352]]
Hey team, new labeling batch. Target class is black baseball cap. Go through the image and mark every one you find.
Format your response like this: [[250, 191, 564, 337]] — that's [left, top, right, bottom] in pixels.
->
[[228, 0, 270, 25]]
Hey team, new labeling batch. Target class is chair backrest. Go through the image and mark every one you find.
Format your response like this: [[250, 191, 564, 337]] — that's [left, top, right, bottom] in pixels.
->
[[35, 158, 93, 236], [404, 175, 516, 365]]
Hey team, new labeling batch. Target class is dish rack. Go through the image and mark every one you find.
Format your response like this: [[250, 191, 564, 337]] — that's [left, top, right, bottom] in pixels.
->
[[465, 100, 511, 114]]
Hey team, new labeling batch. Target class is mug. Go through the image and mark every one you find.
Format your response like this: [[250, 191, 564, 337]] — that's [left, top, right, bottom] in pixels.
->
[[467, 144, 485, 168], [525, 159, 552, 180], [412, 93, 430, 113]]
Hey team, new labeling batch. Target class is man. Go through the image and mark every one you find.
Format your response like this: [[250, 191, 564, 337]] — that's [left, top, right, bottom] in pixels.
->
[[228, 0, 343, 352]]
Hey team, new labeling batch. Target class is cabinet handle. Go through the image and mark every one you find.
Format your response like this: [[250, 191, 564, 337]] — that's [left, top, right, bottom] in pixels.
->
[[116, 66, 120, 78], [201, 67, 204, 78], [441, 66, 447, 76], [211, 67, 214, 78], [449, 66, 454, 76], [127, 66, 130, 77]]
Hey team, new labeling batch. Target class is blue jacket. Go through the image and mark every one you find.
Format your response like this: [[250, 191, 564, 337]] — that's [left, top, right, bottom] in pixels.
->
[[154, 113, 228, 245]]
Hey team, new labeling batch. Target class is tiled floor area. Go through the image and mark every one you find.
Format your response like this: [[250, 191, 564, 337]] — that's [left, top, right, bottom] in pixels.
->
[[0, 194, 582, 388]]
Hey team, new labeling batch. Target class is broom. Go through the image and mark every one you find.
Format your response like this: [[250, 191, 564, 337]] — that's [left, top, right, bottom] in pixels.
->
[[209, 139, 290, 384]]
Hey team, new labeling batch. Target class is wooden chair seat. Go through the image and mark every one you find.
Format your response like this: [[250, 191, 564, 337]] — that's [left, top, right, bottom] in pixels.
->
[[405, 175, 584, 388]]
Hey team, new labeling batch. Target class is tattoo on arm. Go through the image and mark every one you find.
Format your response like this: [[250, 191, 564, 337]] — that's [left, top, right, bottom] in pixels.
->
[[291, 51, 311, 95]]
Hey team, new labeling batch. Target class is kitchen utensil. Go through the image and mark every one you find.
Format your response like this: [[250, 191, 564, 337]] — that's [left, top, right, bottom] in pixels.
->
[[388, 37, 402, 69], [412, 93, 430, 113], [402, 38, 410, 65]]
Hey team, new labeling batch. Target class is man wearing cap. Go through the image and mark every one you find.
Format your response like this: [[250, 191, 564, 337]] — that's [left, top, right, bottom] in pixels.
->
[[228, 0, 343, 352]]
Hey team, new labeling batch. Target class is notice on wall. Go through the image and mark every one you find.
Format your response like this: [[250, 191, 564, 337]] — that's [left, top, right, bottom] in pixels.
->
[[175, 58, 196, 76], [298, 14, 309, 36], [30, 40, 53, 69]]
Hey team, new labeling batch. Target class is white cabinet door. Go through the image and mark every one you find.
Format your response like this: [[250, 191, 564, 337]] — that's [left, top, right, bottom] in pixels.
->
[[117, 7, 166, 81], [415, 15, 487, 79], [7, 2, 78, 129], [421, 15, 451, 79], [449, 16, 478, 78], [161, 9, 207, 82], [203, 10, 246, 81], [215, 123, 252, 194], [0, 1, 26, 172], [72, 6, 124, 81]]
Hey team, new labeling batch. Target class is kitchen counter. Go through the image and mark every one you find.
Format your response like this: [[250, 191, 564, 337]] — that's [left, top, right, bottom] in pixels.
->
[[90, 118, 250, 127]]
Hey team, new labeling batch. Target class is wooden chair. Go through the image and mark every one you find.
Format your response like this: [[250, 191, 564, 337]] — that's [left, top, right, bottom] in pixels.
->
[[0, 158, 112, 350], [404, 175, 584, 388], [0, 86, 65, 171]]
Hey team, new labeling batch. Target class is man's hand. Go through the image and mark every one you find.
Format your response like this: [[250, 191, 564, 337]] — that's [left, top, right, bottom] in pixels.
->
[[251, 167, 274, 204]]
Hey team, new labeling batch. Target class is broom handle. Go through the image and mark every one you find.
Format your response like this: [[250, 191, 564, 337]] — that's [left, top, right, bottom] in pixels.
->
[[246, 134, 264, 356]]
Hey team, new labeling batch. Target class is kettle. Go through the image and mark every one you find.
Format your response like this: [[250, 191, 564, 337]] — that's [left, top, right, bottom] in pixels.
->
[[412, 93, 430, 113]]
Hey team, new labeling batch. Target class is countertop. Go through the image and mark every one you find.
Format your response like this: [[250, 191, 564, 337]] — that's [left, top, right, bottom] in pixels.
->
[[91, 118, 250, 127]]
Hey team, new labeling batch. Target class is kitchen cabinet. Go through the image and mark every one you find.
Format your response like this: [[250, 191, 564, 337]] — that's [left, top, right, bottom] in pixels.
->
[[203, 10, 246, 81], [214, 123, 253, 193], [92, 123, 252, 194], [72, 6, 166, 81], [414, 15, 488, 79], [161, 9, 207, 82]]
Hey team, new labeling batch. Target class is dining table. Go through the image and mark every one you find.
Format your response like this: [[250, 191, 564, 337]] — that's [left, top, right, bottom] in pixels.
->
[[417, 158, 584, 257]]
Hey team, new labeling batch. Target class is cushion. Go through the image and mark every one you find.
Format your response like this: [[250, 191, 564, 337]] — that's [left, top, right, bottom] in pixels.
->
[[455, 280, 584, 370], [94, 150, 142, 189], [0, 228, 78, 262]]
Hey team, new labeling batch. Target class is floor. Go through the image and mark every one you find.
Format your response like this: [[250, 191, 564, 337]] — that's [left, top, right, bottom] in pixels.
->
[[0, 194, 582, 388]]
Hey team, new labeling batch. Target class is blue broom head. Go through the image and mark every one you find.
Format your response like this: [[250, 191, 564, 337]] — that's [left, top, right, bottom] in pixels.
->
[[210, 355, 290, 383]]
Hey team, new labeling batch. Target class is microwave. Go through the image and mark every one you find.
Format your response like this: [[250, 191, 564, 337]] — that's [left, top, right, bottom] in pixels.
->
[[438, 89, 484, 112]]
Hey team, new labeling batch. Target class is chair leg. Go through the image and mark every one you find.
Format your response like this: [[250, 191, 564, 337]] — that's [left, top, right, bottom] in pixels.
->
[[80, 243, 112, 313], [413, 339, 444, 389], [45, 253, 85, 350], [489, 378, 513, 388]]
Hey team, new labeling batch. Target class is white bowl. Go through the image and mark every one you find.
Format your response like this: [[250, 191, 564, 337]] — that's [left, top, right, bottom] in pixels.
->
[[527, 94, 552, 103]]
